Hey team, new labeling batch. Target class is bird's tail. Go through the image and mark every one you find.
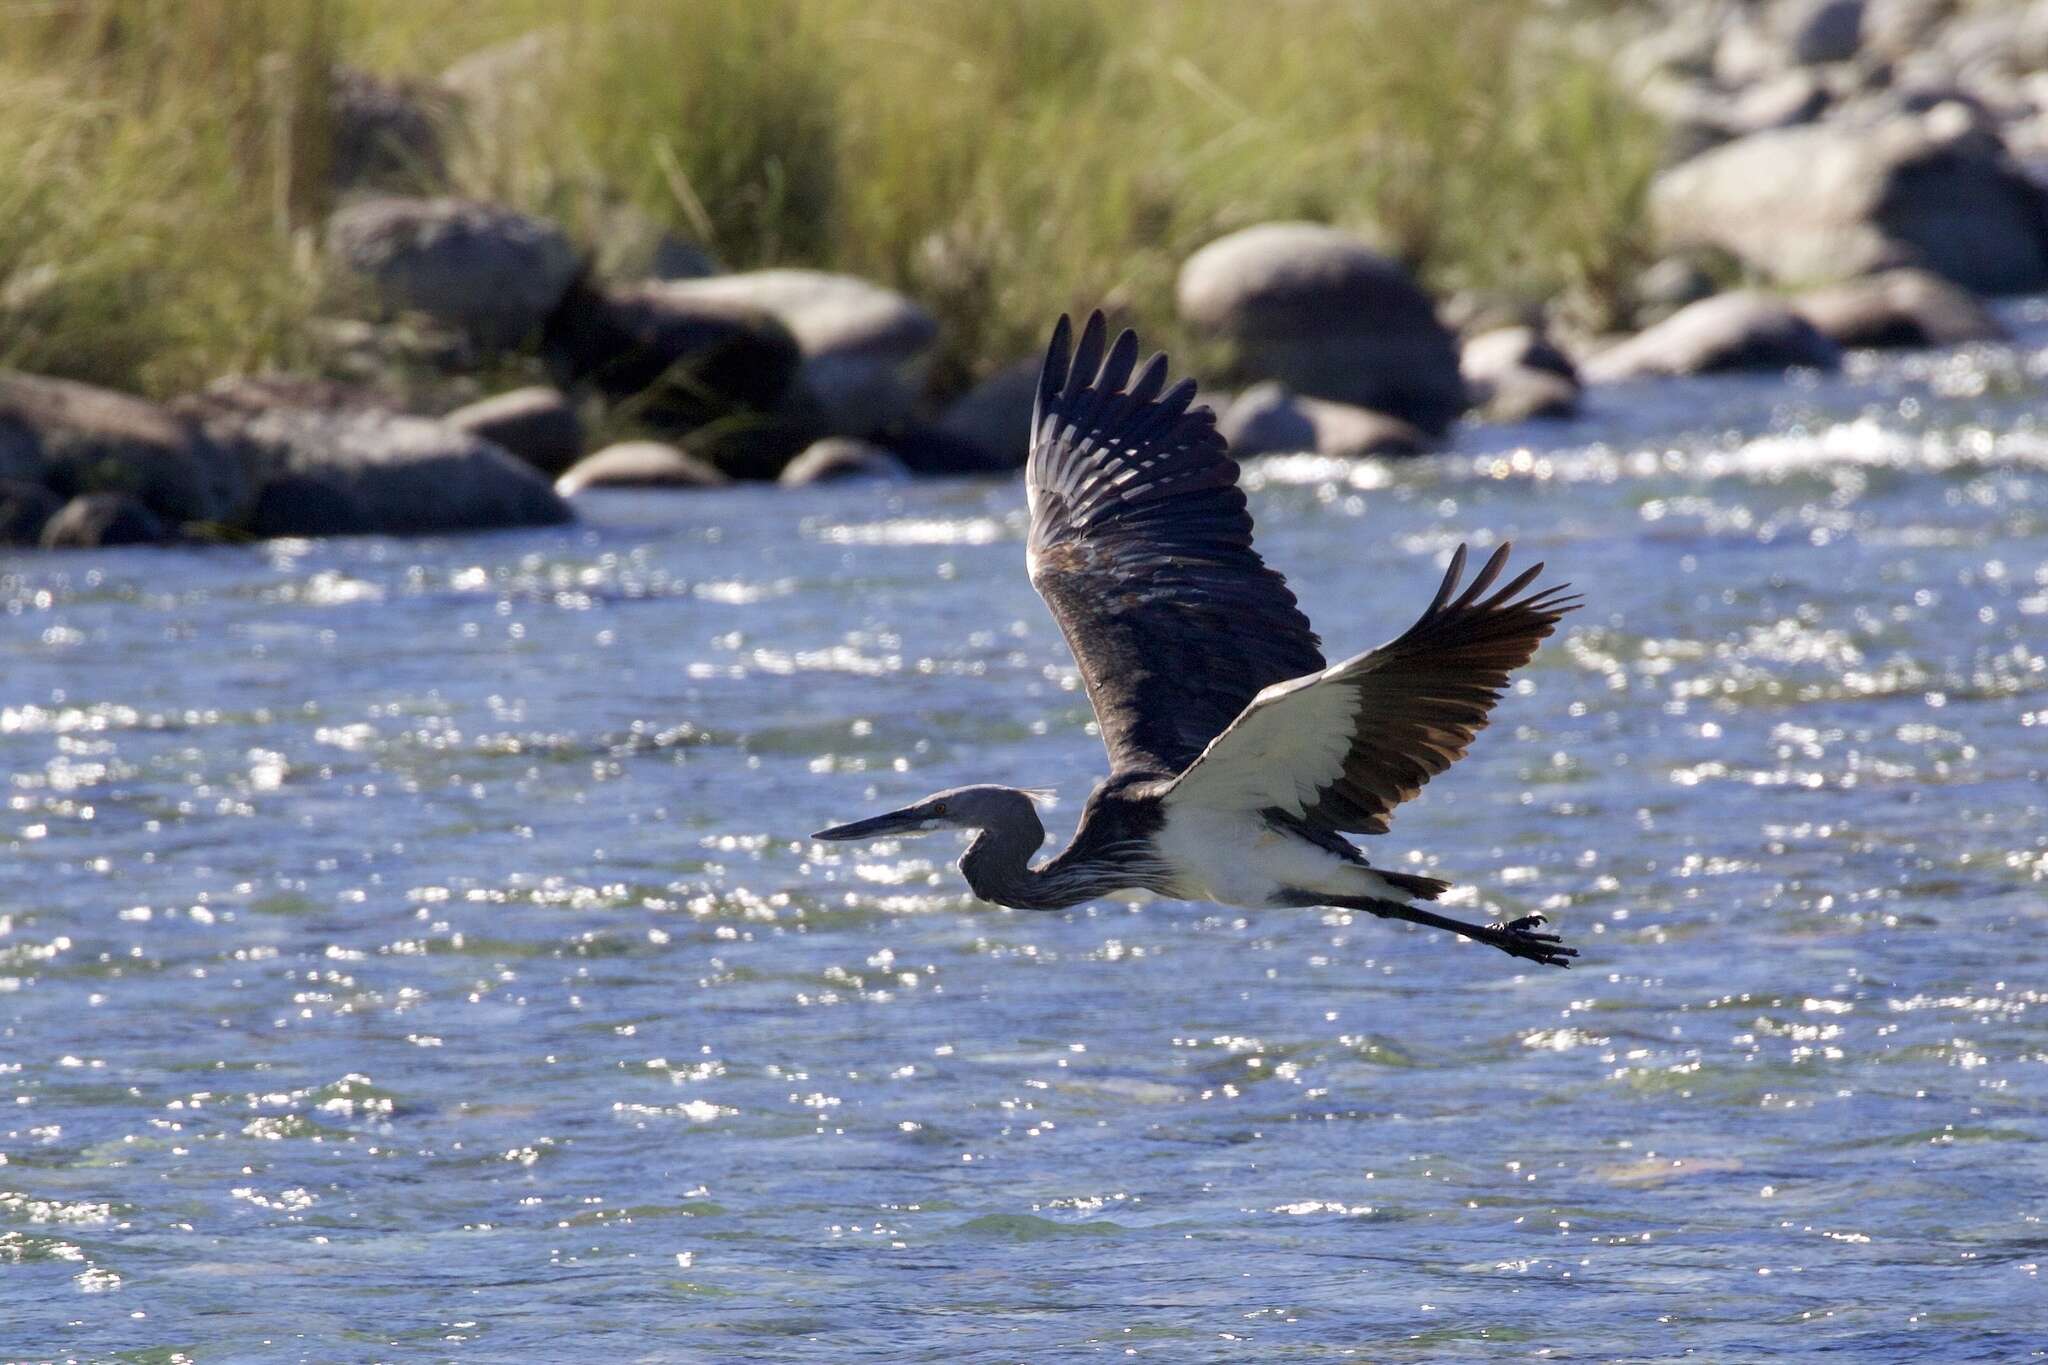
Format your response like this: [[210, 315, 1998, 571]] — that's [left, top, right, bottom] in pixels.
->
[[1372, 869, 1450, 901]]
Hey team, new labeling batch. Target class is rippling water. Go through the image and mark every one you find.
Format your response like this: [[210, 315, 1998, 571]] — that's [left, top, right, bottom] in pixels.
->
[[6, 315, 2048, 1361]]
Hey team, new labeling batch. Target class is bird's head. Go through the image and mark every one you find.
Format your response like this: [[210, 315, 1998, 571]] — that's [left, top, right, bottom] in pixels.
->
[[812, 784, 1050, 843]]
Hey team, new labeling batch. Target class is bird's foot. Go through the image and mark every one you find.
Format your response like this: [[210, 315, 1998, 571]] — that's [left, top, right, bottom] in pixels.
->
[[1483, 914, 1577, 968]]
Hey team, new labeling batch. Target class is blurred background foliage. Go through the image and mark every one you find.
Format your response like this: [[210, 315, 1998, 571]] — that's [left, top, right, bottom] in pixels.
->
[[0, 0, 1660, 397]]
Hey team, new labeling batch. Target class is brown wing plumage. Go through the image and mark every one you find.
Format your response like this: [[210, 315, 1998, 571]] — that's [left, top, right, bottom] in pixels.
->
[[1167, 543, 1580, 834], [1026, 311, 1326, 777], [1294, 543, 1580, 833]]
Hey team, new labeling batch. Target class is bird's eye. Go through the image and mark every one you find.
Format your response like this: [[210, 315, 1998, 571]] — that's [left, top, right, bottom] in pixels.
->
[[930, 803, 947, 816]]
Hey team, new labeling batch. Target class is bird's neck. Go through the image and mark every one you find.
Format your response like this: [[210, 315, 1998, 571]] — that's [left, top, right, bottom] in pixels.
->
[[959, 809, 1089, 910]]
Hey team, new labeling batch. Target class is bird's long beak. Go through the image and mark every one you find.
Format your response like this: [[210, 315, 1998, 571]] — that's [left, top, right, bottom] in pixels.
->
[[812, 804, 932, 841]]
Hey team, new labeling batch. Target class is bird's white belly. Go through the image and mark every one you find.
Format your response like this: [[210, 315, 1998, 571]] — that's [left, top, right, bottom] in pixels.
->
[[1154, 804, 1383, 909]]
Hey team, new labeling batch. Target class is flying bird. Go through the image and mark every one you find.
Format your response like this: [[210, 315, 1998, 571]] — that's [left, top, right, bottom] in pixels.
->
[[815, 312, 1581, 967]]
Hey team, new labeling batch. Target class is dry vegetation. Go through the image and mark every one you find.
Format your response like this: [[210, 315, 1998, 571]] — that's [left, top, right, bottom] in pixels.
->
[[0, 0, 1661, 398]]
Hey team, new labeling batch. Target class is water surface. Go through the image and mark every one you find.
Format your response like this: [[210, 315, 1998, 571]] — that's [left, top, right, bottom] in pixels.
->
[[5, 317, 2048, 1360]]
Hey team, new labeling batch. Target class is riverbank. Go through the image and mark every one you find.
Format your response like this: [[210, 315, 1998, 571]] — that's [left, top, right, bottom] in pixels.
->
[[4, 0, 2047, 546]]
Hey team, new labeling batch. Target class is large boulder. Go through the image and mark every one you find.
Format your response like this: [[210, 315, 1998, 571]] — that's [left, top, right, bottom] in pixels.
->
[[326, 197, 579, 349], [444, 387, 583, 476], [1218, 383, 1428, 458], [935, 359, 1039, 471], [40, 493, 167, 549], [540, 278, 802, 431], [228, 407, 571, 533], [1584, 292, 1843, 381], [646, 270, 938, 434], [1794, 268, 2008, 347], [1649, 110, 2048, 294], [1175, 223, 1465, 435], [247, 474, 377, 539], [555, 441, 728, 495], [0, 371, 243, 525]]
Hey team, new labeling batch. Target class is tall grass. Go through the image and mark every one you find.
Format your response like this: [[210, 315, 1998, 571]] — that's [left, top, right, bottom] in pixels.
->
[[0, 0, 1660, 399]]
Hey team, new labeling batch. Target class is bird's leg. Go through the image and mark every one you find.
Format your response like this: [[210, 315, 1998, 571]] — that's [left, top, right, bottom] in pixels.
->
[[1356, 901, 1577, 968]]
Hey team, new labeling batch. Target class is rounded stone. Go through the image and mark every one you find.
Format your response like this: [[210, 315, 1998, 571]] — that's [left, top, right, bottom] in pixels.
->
[[554, 441, 728, 495]]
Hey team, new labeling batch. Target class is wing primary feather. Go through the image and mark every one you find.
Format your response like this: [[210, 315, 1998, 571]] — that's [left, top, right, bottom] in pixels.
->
[[1063, 311, 1108, 406], [1425, 544, 1469, 616], [1033, 313, 1073, 438]]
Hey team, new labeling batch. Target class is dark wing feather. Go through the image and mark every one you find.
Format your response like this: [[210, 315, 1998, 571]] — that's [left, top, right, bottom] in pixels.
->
[[1300, 543, 1580, 833], [1027, 311, 1325, 776], [1168, 543, 1580, 834]]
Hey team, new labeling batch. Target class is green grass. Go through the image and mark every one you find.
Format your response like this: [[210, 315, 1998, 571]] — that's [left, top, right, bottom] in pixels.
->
[[0, 0, 1661, 400]]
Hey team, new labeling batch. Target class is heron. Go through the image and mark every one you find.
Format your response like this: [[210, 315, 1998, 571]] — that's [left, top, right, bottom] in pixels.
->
[[815, 312, 1581, 967]]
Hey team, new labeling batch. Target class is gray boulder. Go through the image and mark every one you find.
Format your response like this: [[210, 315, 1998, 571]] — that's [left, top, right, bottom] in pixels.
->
[[40, 493, 167, 549], [1794, 268, 2008, 347], [555, 441, 728, 495], [936, 359, 1039, 471], [778, 438, 910, 486], [540, 279, 802, 430], [649, 270, 938, 434], [1634, 256, 1720, 320], [1783, 0, 1865, 65], [248, 474, 377, 539], [1461, 327, 1581, 422], [1219, 383, 1428, 458], [1176, 223, 1464, 435], [231, 407, 571, 533], [1650, 110, 2048, 294], [1584, 292, 1843, 381], [0, 371, 243, 525], [326, 197, 578, 349], [445, 387, 583, 476], [0, 480, 63, 545]]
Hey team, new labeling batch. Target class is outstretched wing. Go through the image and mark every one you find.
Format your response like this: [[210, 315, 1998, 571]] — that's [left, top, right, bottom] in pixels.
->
[[1164, 544, 1580, 833], [1027, 311, 1325, 777]]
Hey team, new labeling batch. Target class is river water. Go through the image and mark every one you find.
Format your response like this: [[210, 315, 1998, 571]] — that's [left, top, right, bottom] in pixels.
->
[[4, 314, 2047, 1361]]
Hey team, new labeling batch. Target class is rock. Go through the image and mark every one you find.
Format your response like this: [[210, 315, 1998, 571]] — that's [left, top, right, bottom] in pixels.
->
[[0, 371, 242, 525], [1783, 0, 1865, 65], [40, 493, 167, 549], [647, 270, 939, 434], [326, 196, 579, 349], [1649, 111, 2048, 294], [555, 441, 727, 495], [685, 417, 823, 482], [540, 278, 802, 431], [1584, 292, 1843, 381], [872, 423, 1013, 477], [1863, 0, 1956, 62], [1794, 268, 2008, 347], [329, 66, 449, 192], [1726, 69, 1835, 133], [778, 438, 911, 486], [1176, 223, 1465, 435], [1479, 368, 1583, 423], [230, 407, 571, 532], [0, 479, 63, 545], [1461, 327, 1581, 422], [1219, 383, 1428, 458], [1634, 256, 1721, 318], [935, 359, 1038, 471], [1461, 326, 1577, 383], [444, 387, 583, 476], [247, 474, 376, 539]]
